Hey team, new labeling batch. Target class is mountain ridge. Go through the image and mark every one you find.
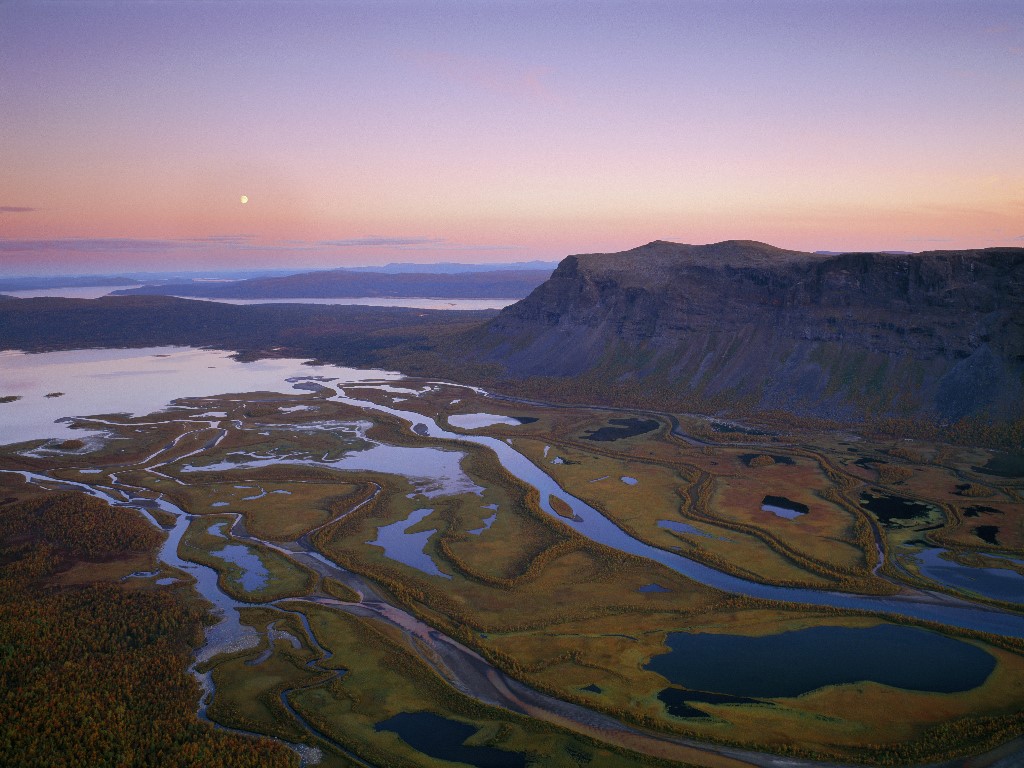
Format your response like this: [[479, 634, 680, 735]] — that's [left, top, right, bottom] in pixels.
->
[[468, 240, 1024, 422]]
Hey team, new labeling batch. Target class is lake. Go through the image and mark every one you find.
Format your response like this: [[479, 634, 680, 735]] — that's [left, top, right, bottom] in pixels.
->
[[645, 623, 996, 698], [1, 287, 515, 310]]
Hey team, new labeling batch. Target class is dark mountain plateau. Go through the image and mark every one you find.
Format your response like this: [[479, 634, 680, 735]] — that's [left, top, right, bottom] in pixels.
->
[[468, 240, 1024, 423]]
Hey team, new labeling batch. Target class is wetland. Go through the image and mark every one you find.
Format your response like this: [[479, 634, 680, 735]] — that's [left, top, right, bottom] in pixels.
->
[[2, 346, 1024, 768]]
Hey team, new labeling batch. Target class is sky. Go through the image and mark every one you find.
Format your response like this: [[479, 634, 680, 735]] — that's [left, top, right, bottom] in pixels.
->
[[1, 0, 1022, 275]]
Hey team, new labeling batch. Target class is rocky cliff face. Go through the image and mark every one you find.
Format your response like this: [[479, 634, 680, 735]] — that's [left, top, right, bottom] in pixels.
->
[[471, 241, 1024, 422]]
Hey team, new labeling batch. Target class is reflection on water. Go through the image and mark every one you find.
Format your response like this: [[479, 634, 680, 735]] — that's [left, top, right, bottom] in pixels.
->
[[375, 711, 526, 768], [0, 347, 402, 446], [3, 286, 136, 300], [468, 512, 497, 536], [448, 413, 521, 429], [334, 389, 1024, 638], [645, 624, 996, 697], [913, 547, 1024, 604], [367, 508, 450, 579], [169, 296, 515, 310], [761, 495, 808, 519], [209, 544, 271, 592], [184, 443, 481, 499]]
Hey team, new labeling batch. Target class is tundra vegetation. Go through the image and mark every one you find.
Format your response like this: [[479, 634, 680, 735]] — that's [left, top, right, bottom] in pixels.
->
[[1, 379, 1022, 767]]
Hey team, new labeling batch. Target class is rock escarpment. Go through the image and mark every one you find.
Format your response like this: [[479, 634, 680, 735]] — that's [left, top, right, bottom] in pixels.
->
[[472, 241, 1024, 422]]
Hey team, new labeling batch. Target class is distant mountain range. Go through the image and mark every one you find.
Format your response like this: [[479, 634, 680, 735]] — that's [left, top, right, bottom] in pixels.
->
[[113, 268, 554, 300]]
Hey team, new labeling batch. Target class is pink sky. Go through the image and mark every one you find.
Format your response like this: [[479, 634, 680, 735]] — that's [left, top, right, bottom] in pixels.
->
[[1, 1, 1022, 275]]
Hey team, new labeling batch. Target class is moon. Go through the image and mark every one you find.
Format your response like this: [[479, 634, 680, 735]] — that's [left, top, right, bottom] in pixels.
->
[[240, 195, 248, 204]]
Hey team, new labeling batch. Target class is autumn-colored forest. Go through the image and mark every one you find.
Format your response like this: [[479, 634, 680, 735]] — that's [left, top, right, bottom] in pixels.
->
[[0, 491, 295, 768]]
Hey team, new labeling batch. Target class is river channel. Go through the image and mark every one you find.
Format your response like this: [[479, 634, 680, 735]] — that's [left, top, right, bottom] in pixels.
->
[[3, 346, 1023, 767]]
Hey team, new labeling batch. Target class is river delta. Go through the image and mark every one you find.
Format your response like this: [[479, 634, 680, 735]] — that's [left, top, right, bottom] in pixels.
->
[[2, 347, 1023, 767]]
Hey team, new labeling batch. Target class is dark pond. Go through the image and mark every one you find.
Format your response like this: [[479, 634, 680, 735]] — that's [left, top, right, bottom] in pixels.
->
[[860, 490, 935, 527], [375, 712, 527, 768], [761, 495, 809, 519], [740, 453, 795, 466], [657, 689, 709, 718], [644, 624, 995, 698], [963, 505, 1002, 518], [639, 583, 670, 593], [972, 454, 1024, 478], [974, 525, 1000, 545], [658, 688, 764, 718], [513, 416, 538, 424], [581, 683, 602, 693], [583, 417, 660, 442]]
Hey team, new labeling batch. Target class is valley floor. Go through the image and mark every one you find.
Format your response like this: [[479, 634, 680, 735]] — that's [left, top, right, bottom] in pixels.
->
[[2, 349, 1023, 767]]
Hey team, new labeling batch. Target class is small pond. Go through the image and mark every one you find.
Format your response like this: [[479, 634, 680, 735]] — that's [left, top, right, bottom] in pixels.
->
[[860, 491, 935, 527], [639, 583, 670, 593], [448, 413, 522, 429], [367, 508, 450, 579], [468, 509, 497, 535], [974, 525, 1000, 545], [962, 505, 1002, 518], [658, 687, 763, 718], [644, 623, 995, 698], [583, 417, 660, 442], [761, 495, 808, 519], [209, 544, 271, 592], [375, 712, 526, 768]]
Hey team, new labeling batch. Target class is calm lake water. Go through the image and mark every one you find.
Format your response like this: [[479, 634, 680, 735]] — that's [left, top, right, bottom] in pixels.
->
[[645, 624, 996, 697], [173, 296, 516, 310], [1, 287, 514, 310], [375, 712, 526, 768], [913, 547, 1024, 605], [0, 347, 401, 445]]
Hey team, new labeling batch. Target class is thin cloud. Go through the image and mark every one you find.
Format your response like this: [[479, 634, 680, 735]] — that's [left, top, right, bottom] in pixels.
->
[[318, 237, 447, 248], [0, 236, 255, 253], [0, 206, 36, 213], [191, 234, 257, 244], [0, 235, 522, 256], [318, 237, 520, 251], [0, 238, 181, 253]]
